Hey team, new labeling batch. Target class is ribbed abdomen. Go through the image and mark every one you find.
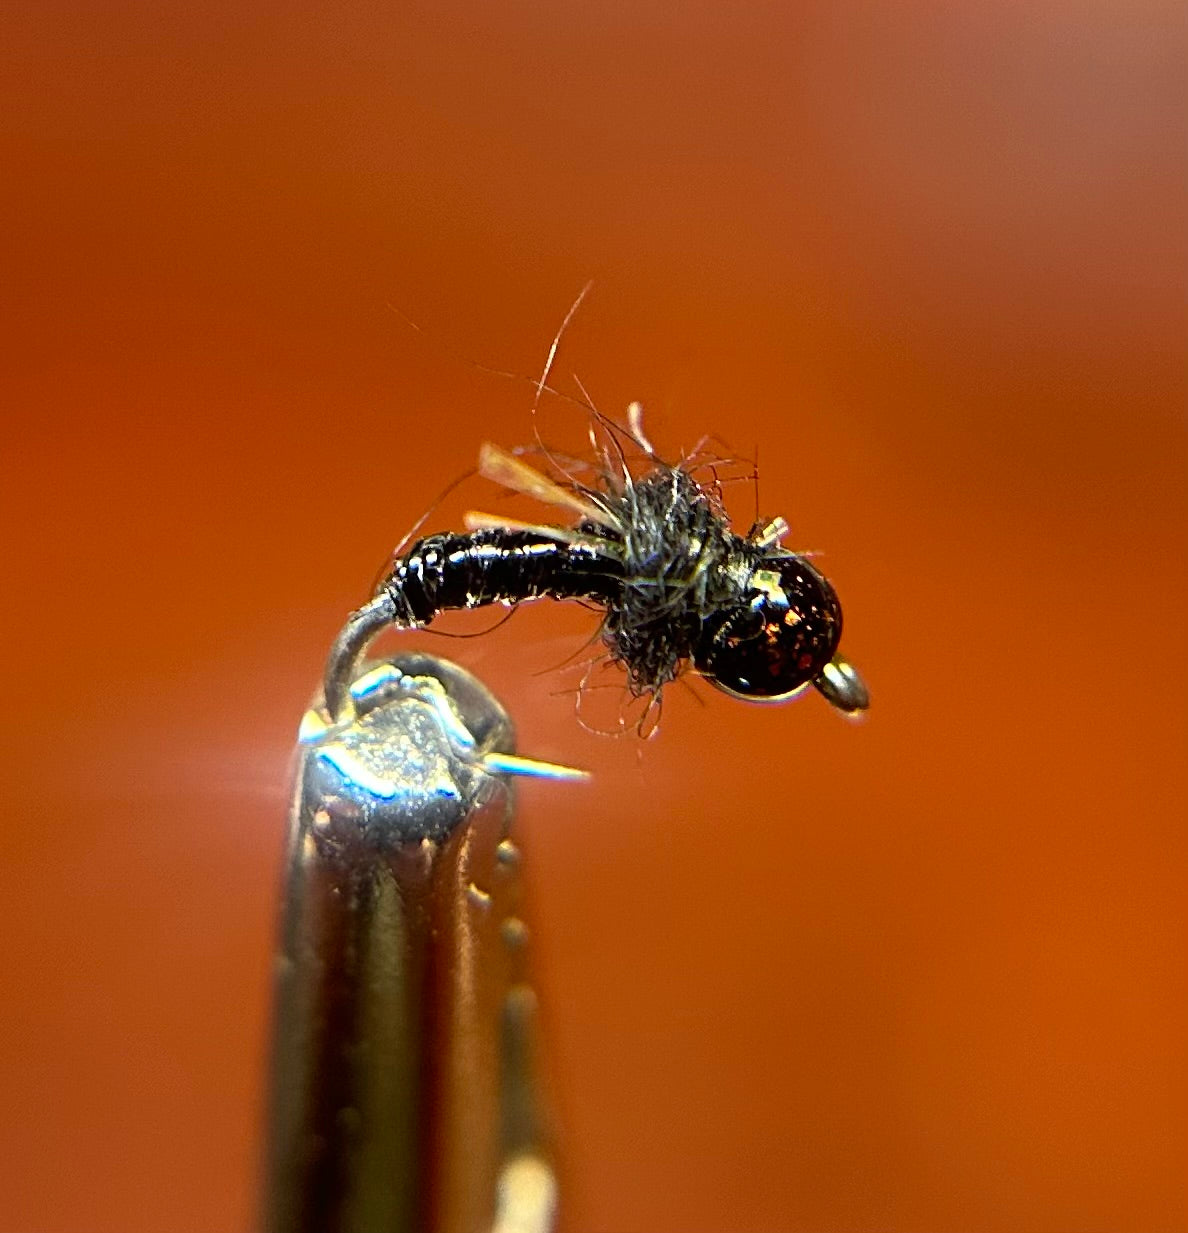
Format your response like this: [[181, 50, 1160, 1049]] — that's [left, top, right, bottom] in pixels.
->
[[379, 530, 622, 626]]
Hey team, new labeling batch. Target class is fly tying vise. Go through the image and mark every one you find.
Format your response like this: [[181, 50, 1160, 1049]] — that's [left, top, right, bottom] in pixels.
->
[[320, 405, 869, 748]]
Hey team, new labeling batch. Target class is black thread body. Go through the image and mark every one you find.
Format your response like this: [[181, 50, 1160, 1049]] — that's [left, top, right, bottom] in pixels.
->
[[383, 529, 623, 624]]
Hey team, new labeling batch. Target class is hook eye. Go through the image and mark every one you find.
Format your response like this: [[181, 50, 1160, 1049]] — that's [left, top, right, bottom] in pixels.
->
[[812, 656, 870, 713]]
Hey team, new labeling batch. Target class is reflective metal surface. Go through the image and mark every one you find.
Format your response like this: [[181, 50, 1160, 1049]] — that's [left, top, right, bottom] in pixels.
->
[[262, 652, 557, 1233]]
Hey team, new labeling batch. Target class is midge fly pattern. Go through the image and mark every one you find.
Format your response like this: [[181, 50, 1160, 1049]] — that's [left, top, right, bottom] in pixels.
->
[[320, 400, 869, 736]]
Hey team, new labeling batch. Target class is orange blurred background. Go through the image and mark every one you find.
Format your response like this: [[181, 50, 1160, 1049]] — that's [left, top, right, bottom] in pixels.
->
[[3, 2, 1184, 1231]]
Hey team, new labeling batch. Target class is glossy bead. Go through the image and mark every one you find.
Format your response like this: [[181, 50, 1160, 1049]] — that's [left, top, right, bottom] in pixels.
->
[[695, 555, 843, 700]]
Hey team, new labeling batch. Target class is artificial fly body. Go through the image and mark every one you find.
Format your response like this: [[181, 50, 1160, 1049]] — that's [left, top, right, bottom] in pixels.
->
[[320, 405, 869, 735]]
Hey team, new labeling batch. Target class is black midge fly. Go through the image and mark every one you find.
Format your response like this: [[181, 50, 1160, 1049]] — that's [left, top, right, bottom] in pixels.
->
[[320, 403, 868, 731]]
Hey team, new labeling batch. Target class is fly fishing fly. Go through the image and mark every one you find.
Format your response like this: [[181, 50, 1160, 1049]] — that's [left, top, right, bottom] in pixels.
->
[[320, 402, 868, 732]]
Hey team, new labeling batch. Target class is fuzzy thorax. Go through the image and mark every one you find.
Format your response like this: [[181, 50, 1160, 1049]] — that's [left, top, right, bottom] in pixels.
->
[[598, 466, 750, 694]]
